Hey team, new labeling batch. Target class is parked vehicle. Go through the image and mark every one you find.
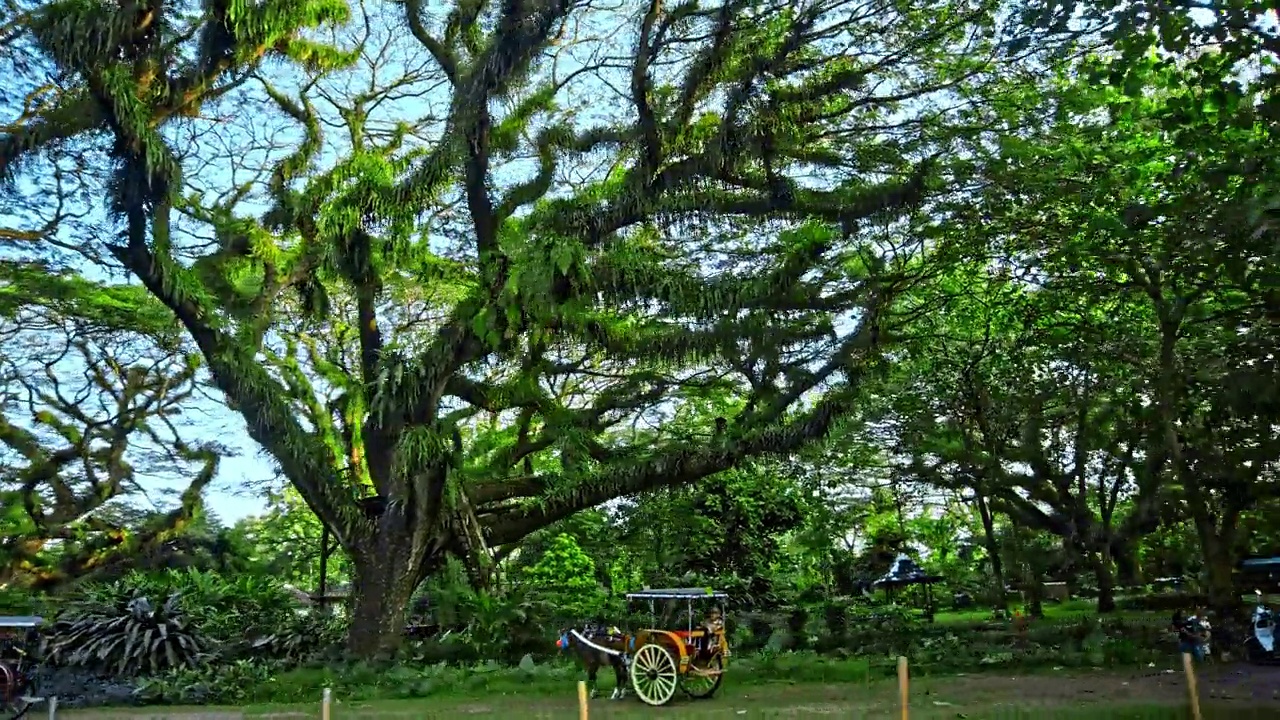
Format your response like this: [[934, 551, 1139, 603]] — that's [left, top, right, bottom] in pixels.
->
[[1244, 590, 1276, 664]]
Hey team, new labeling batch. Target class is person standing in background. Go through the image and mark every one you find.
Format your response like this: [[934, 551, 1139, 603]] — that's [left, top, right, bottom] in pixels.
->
[[1175, 606, 1210, 661]]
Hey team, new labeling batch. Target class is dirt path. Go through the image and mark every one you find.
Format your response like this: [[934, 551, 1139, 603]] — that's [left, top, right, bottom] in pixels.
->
[[911, 662, 1280, 707], [59, 664, 1280, 719]]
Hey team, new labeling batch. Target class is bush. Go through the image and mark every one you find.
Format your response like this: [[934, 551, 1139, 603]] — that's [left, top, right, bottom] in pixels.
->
[[249, 612, 347, 664], [78, 568, 298, 647], [0, 585, 39, 616], [65, 568, 333, 663], [42, 593, 204, 676], [136, 659, 278, 705], [521, 534, 606, 621]]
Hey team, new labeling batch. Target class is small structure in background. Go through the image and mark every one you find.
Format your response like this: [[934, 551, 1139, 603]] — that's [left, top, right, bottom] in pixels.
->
[[281, 582, 349, 611], [1237, 555, 1280, 594], [1041, 582, 1070, 603], [1152, 576, 1189, 594], [873, 554, 944, 622]]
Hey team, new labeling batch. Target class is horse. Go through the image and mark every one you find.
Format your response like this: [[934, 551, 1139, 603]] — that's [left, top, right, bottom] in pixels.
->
[[556, 622, 632, 700]]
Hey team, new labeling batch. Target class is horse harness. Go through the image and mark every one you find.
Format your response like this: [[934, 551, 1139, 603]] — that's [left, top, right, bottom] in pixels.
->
[[570, 625, 633, 669]]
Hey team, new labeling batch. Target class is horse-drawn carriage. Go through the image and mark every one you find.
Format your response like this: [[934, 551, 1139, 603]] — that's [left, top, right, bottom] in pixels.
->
[[558, 588, 729, 707], [0, 616, 43, 719], [625, 588, 729, 706]]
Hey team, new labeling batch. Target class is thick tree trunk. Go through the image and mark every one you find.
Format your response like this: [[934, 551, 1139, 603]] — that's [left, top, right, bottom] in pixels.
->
[[1094, 548, 1117, 614], [346, 550, 431, 658], [1112, 538, 1141, 587], [1200, 534, 1239, 620], [1026, 579, 1044, 618], [975, 494, 1007, 610]]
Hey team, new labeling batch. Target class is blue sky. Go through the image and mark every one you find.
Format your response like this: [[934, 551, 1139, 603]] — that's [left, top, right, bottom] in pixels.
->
[[201, 423, 278, 523]]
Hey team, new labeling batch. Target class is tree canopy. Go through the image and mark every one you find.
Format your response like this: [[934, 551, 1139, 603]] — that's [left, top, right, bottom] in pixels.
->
[[1, 0, 1277, 660]]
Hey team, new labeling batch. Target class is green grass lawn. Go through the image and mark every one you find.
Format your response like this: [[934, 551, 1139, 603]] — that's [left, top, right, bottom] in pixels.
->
[[60, 667, 1278, 720], [53, 599, 1278, 719], [931, 599, 1161, 625]]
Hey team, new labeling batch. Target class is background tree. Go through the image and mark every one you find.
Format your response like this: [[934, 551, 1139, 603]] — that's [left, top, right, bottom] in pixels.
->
[[230, 485, 352, 591], [976, 54, 1280, 617], [0, 264, 222, 588]]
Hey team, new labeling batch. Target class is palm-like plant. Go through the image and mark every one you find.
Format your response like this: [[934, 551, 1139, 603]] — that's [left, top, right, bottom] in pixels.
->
[[42, 593, 204, 676]]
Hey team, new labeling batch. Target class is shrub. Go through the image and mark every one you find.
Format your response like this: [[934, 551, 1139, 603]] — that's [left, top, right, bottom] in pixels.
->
[[42, 593, 204, 676], [136, 659, 278, 705], [249, 612, 347, 664], [68, 568, 324, 663], [409, 585, 560, 665], [521, 534, 605, 621], [78, 568, 298, 647]]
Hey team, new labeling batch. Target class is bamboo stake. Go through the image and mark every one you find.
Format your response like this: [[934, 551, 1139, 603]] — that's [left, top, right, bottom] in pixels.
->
[[577, 680, 589, 720], [1181, 653, 1202, 720], [897, 656, 909, 720], [321, 687, 331, 720]]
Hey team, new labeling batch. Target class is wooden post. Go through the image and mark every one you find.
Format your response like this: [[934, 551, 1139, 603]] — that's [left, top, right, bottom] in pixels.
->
[[577, 680, 589, 720], [321, 687, 331, 720], [897, 656, 909, 720], [1182, 653, 1202, 720], [47, 696, 57, 720]]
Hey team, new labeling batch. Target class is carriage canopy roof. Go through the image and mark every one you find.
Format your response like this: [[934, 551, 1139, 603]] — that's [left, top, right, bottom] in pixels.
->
[[0, 616, 43, 628], [625, 588, 729, 600]]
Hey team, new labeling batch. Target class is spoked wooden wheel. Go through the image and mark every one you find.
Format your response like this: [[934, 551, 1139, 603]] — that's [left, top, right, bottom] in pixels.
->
[[681, 653, 723, 699], [630, 643, 679, 706], [0, 664, 31, 720]]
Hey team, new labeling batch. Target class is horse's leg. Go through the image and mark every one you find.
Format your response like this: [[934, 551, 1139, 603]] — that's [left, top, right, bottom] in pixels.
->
[[612, 657, 628, 699], [587, 660, 600, 699]]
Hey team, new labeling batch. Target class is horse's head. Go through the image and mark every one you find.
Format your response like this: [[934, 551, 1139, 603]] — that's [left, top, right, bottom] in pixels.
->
[[557, 622, 602, 650]]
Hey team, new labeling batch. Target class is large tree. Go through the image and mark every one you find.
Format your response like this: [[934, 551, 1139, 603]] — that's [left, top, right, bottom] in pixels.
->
[[1, 0, 1024, 655]]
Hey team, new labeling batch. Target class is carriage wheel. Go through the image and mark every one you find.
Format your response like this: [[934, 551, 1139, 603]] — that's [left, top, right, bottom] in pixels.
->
[[630, 643, 679, 706], [0, 664, 30, 720], [0, 664, 15, 710], [681, 653, 723, 699]]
